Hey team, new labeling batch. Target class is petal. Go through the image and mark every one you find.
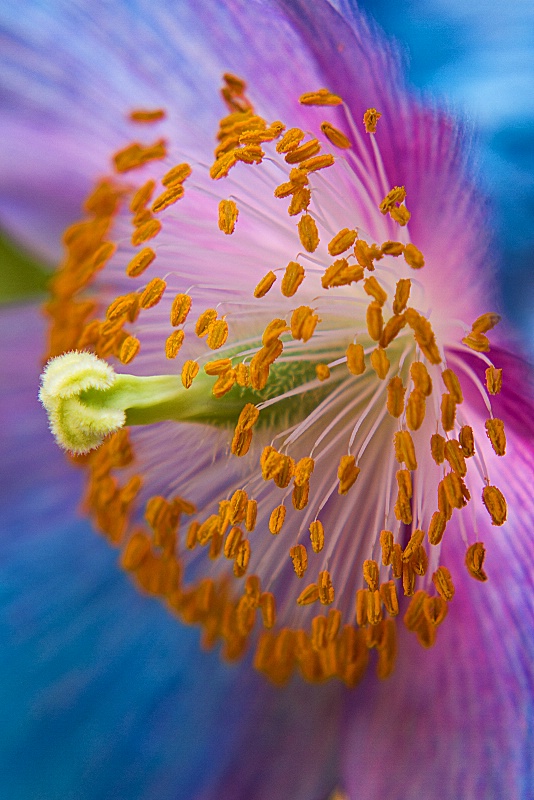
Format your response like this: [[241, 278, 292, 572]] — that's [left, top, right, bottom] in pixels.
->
[[0, 303, 343, 799], [340, 347, 534, 799]]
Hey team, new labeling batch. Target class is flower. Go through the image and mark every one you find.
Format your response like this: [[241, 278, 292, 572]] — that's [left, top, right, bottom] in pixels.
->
[[2, 1, 533, 798]]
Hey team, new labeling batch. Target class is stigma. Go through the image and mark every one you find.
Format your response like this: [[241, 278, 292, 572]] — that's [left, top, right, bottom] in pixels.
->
[[41, 74, 509, 687]]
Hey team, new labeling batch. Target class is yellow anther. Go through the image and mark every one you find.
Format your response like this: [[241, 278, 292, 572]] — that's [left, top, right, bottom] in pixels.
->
[[381, 240, 404, 257], [130, 180, 156, 214], [391, 544, 403, 579], [432, 566, 455, 601], [131, 218, 162, 246], [363, 276, 388, 306], [244, 575, 261, 606], [113, 139, 167, 173], [462, 331, 490, 352], [288, 187, 311, 216], [119, 335, 140, 364], [285, 138, 321, 164], [482, 484, 507, 526], [379, 186, 406, 214], [430, 433, 445, 464], [309, 520, 325, 553], [403, 243, 425, 269], [261, 318, 288, 347], [209, 152, 238, 180], [165, 330, 185, 359], [129, 108, 166, 123], [344, 344, 365, 378], [162, 162, 192, 187], [254, 271, 277, 298], [387, 376, 405, 418], [370, 347, 390, 380], [485, 366, 503, 395], [234, 539, 251, 577], [379, 314, 406, 348], [292, 479, 310, 510], [318, 570, 335, 605], [394, 430, 418, 471], [140, 277, 166, 309], [366, 589, 382, 625], [224, 526, 242, 559], [355, 589, 369, 627], [206, 318, 229, 350], [337, 454, 360, 494], [290, 544, 308, 578], [379, 530, 393, 566], [443, 471, 469, 509], [438, 481, 453, 521], [315, 364, 330, 381], [402, 561, 416, 597], [459, 425, 475, 457], [259, 592, 276, 628], [354, 239, 382, 270], [169, 294, 191, 327], [245, 499, 258, 532], [394, 490, 412, 526], [325, 608, 341, 643], [396, 469, 412, 499], [427, 511, 447, 546], [299, 89, 342, 106], [441, 393, 457, 432], [195, 308, 218, 337], [185, 521, 200, 550], [218, 199, 239, 234], [422, 596, 448, 627], [300, 154, 335, 172], [328, 228, 357, 256], [322, 259, 364, 289], [234, 144, 265, 164], [291, 305, 319, 342], [406, 389, 426, 431], [363, 559, 379, 591], [297, 583, 320, 606], [269, 505, 286, 535], [120, 531, 151, 572], [126, 247, 156, 278], [197, 514, 220, 546], [410, 361, 432, 396], [152, 184, 185, 213], [402, 529, 425, 562], [441, 368, 463, 403], [229, 489, 248, 524], [390, 205, 411, 226], [288, 167, 310, 186], [465, 542, 488, 582], [276, 127, 305, 154], [212, 369, 236, 398], [106, 293, 138, 321], [412, 545, 428, 577], [444, 439, 467, 477], [404, 308, 441, 364], [235, 362, 250, 387], [298, 214, 320, 253], [320, 120, 351, 148], [281, 261, 305, 297], [204, 358, 232, 376], [390, 281, 411, 317], [472, 312, 501, 334], [379, 581, 399, 618], [291, 458, 314, 489], [485, 418, 506, 456], [363, 108, 381, 133], [181, 359, 199, 389], [403, 590, 427, 631]]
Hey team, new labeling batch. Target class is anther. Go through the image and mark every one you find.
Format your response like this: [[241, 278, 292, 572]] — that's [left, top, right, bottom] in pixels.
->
[[206, 318, 229, 350], [320, 121, 351, 148], [119, 335, 140, 364], [234, 539, 251, 577], [402, 529, 425, 562], [309, 520, 325, 553], [299, 89, 342, 106], [441, 393, 457, 432], [379, 581, 399, 616], [410, 361, 432, 396], [363, 108, 381, 133], [337, 454, 360, 494], [328, 228, 357, 256], [379, 186, 406, 214], [393, 278, 411, 314], [129, 109, 166, 123], [402, 561, 416, 596], [224, 526, 242, 559], [300, 154, 335, 172], [318, 570, 335, 605], [459, 425, 475, 457], [285, 139, 322, 165], [381, 241, 404, 257], [181, 359, 199, 389], [430, 433, 445, 465], [393, 430, 418, 471], [322, 259, 364, 289], [290, 544, 308, 578], [354, 239, 382, 270], [485, 418, 506, 456], [366, 301, 384, 341], [406, 389, 426, 431], [387, 377, 405, 418], [315, 364, 330, 381], [465, 541, 488, 582], [165, 330, 185, 359], [403, 243, 425, 269], [292, 480, 310, 510], [379, 314, 406, 348], [485, 366, 503, 394], [428, 511, 447, 546], [254, 271, 277, 298], [346, 343, 365, 375], [126, 247, 156, 278], [162, 163, 192, 187], [196, 309, 218, 337], [391, 544, 403, 579], [288, 188, 311, 216], [363, 559, 379, 591], [291, 306, 320, 342], [131, 218, 162, 246], [462, 331, 490, 352], [366, 590, 382, 625], [423, 596, 448, 627], [432, 566, 455, 601], [380, 530, 394, 565], [403, 590, 427, 631], [259, 592, 276, 628], [269, 505, 286, 535], [276, 128, 305, 154], [370, 347, 390, 380], [130, 180, 156, 213], [281, 261, 305, 297], [297, 583, 320, 606], [245, 499, 258, 532], [298, 214, 320, 252], [444, 439, 467, 477], [364, 276, 388, 306], [472, 313, 501, 333], [441, 368, 463, 403], [140, 277, 166, 309], [152, 184, 185, 213], [443, 471, 468, 509], [482, 484, 507, 526]]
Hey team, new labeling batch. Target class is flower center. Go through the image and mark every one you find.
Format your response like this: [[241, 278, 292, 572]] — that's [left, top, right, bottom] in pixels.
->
[[40, 74, 508, 687]]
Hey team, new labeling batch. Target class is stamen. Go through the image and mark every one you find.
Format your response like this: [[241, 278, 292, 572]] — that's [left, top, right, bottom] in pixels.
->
[[320, 122, 352, 149], [485, 366, 503, 395], [363, 108, 381, 134], [126, 247, 156, 278], [254, 271, 277, 298], [298, 214, 320, 252], [299, 89, 343, 106], [465, 542, 488, 582], [218, 199, 239, 234], [281, 261, 305, 297], [129, 109, 166, 123], [485, 418, 506, 456], [482, 485, 507, 526]]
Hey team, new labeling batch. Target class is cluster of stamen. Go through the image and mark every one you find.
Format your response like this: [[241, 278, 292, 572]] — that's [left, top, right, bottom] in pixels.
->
[[41, 73, 509, 687]]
